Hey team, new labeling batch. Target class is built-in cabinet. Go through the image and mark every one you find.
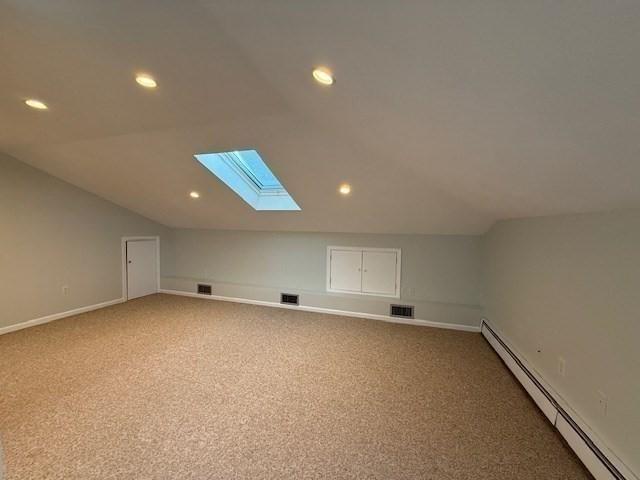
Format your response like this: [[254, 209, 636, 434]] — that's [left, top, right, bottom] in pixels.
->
[[326, 246, 401, 298]]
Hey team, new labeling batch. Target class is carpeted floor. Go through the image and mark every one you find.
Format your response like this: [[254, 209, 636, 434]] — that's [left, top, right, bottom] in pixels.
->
[[0, 294, 591, 479]]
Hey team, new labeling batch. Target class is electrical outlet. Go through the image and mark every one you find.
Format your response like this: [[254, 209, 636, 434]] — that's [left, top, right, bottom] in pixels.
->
[[558, 356, 566, 377], [62, 285, 69, 296], [597, 390, 608, 416]]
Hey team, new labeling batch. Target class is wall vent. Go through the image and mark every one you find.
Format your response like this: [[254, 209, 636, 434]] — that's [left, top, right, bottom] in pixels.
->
[[390, 304, 414, 318], [197, 284, 212, 295], [281, 293, 299, 305]]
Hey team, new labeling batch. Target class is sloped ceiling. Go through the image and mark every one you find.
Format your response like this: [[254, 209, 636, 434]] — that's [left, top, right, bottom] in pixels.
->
[[1, 0, 639, 234]]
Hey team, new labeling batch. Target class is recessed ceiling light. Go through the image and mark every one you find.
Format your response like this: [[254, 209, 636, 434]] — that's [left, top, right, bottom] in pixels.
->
[[189, 191, 200, 198], [135, 74, 157, 88], [339, 183, 351, 195], [312, 67, 334, 86], [25, 99, 48, 110]]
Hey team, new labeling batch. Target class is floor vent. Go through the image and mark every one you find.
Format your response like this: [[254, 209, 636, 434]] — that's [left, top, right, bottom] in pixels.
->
[[197, 284, 212, 295], [390, 304, 414, 318], [281, 293, 299, 306]]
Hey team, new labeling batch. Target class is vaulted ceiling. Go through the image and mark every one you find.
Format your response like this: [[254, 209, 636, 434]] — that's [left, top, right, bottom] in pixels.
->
[[2, 0, 639, 234]]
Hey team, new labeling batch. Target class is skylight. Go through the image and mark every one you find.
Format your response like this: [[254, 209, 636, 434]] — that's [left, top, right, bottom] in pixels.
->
[[194, 149, 300, 211]]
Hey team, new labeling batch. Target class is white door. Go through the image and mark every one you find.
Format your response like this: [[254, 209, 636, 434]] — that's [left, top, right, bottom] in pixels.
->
[[362, 250, 398, 296], [127, 239, 157, 299], [329, 249, 362, 293]]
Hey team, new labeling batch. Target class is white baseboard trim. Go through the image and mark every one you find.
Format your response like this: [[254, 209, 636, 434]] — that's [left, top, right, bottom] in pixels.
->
[[159, 289, 481, 332], [0, 298, 125, 336], [481, 318, 637, 480]]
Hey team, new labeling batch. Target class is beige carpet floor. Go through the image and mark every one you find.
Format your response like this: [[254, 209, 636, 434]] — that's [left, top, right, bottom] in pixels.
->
[[0, 294, 591, 479]]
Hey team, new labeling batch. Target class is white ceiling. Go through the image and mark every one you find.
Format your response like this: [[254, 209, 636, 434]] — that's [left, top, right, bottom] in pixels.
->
[[2, 0, 639, 234]]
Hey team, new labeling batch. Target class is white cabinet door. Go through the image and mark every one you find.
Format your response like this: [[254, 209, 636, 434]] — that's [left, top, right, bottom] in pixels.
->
[[361, 250, 398, 296], [329, 249, 362, 293], [127, 240, 158, 300]]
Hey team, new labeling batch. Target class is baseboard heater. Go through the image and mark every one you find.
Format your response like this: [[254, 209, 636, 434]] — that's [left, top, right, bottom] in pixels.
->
[[480, 319, 633, 480]]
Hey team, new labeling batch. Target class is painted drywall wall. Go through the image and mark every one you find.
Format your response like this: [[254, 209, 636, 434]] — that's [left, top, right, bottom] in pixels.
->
[[481, 211, 640, 475], [0, 153, 169, 329], [161, 229, 483, 328]]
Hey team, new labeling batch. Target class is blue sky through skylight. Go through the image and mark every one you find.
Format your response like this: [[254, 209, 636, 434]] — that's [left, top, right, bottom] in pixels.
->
[[235, 150, 281, 189], [194, 149, 300, 211]]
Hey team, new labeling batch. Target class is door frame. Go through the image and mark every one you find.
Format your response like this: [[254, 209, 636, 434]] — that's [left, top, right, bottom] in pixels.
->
[[121, 236, 160, 301]]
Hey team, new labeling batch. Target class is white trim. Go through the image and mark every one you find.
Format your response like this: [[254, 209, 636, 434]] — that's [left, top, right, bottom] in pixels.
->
[[121, 236, 160, 301], [159, 289, 480, 332], [481, 318, 638, 480], [0, 298, 124, 336], [326, 246, 402, 298]]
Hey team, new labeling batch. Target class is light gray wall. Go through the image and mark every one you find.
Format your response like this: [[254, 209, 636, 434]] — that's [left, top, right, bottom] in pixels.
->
[[0, 153, 169, 329], [481, 211, 640, 474], [161, 229, 483, 327]]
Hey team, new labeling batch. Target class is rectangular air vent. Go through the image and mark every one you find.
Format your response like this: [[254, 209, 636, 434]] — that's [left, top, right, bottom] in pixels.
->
[[390, 304, 414, 318], [197, 284, 212, 295], [281, 293, 299, 305]]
